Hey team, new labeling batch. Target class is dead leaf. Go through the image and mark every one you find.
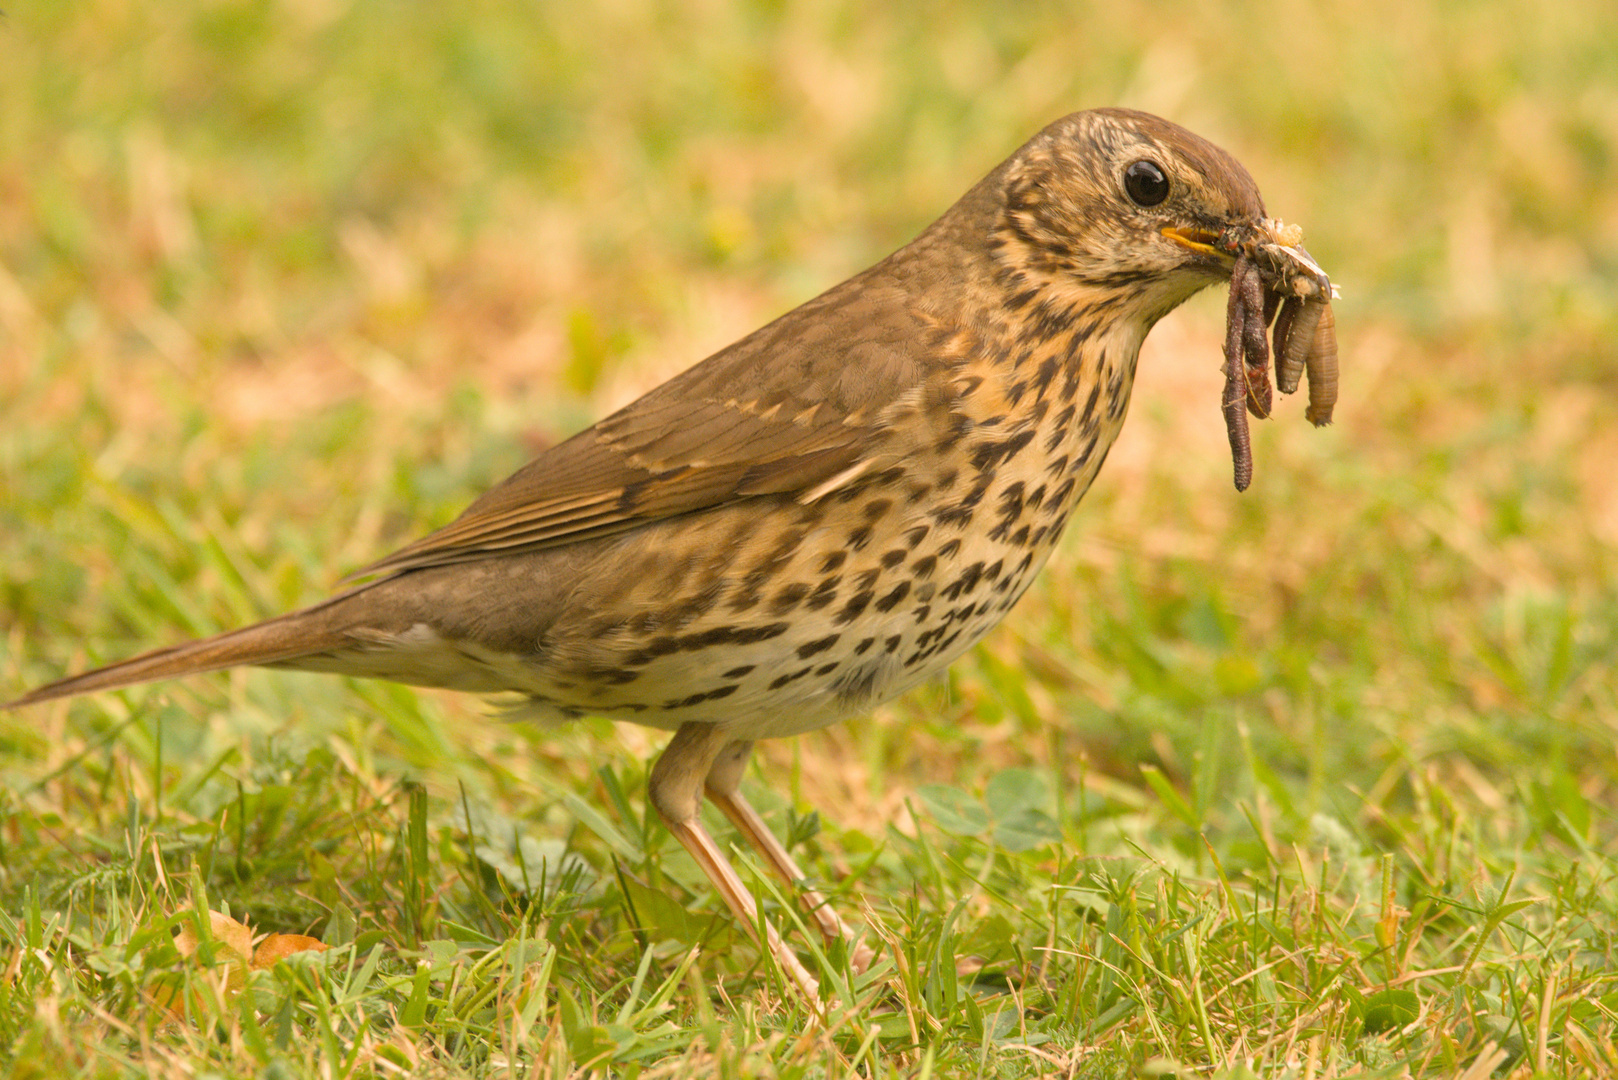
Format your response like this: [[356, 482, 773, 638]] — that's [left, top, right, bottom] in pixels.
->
[[252, 933, 329, 969], [153, 909, 330, 1022]]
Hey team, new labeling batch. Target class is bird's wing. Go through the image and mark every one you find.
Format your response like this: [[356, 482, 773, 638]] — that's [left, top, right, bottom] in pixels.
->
[[346, 276, 937, 581]]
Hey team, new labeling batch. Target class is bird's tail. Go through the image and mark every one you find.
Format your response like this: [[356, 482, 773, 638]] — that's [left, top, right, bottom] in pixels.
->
[[4, 606, 353, 709]]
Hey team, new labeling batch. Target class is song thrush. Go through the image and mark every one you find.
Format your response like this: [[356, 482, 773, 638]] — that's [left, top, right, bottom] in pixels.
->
[[8, 109, 1315, 1000]]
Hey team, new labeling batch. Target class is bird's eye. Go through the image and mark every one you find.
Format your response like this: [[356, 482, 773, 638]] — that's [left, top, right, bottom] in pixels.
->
[[1123, 160, 1170, 207]]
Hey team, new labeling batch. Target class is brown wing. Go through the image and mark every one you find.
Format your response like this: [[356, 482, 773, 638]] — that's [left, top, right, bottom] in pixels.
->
[[346, 273, 937, 581]]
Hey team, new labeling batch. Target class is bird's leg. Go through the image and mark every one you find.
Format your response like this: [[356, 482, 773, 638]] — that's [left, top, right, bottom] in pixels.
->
[[703, 740, 875, 973], [648, 722, 820, 1003]]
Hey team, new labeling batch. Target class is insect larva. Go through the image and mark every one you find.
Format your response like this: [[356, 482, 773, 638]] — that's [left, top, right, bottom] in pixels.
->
[[1304, 301, 1338, 426], [1275, 297, 1323, 396]]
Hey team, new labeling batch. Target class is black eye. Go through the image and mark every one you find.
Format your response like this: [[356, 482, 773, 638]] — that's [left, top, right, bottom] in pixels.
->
[[1124, 159, 1170, 207]]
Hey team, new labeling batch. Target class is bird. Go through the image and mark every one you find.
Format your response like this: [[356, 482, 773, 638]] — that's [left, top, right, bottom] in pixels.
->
[[8, 108, 1287, 1000]]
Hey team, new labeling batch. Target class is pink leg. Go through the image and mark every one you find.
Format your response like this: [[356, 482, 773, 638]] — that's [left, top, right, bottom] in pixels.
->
[[648, 723, 821, 1002], [704, 740, 875, 973]]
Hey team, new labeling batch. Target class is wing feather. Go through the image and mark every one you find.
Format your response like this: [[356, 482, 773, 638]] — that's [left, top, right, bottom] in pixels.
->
[[346, 272, 938, 581]]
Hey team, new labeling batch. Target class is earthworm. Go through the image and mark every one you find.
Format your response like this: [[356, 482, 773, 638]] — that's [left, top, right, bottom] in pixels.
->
[[1220, 227, 1341, 489], [1222, 254, 1256, 491]]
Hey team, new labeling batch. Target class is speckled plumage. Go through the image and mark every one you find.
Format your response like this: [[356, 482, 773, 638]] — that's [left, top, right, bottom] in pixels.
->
[[10, 109, 1284, 1000]]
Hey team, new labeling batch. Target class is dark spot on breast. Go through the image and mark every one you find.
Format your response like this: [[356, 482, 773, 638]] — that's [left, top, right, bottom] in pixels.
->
[[1106, 368, 1128, 418], [854, 637, 875, 655], [873, 581, 911, 612], [847, 525, 873, 550], [805, 577, 841, 610], [1045, 408, 1075, 452], [905, 524, 931, 548], [884, 635, 902, 653], [933, 474, 994, 529], [814, 662, 839, 676], [1074, 434, 1099, 471], [854, 568, 880, 590], [880, 549, 907, 569], [1005, 286, 1040, 312], [833, 589, 875, 626], [989, 482, 1028, 540], [1031, 300, 1078, 341], [1045, 478, 1075, 513], [819, 550, 847, 574], [622, 622, 790, 666], [639, 637, 681, 661], [663, 578, 725, 628], [797, 634, 841, 660], [862, 498, 893, 521], [937, 539, 962, 559], [768, 667, 813, 691], [969, 429, 1036, 473], [1034, 355, 1061, 398], [722, 665, 755, 679], [940, 561, 986, 601], [770, 582, 811, 615], [663, 684, 740, 709], [1080, 383, 1102, 425], [910, 555, 938, 579], [1059, 367, 1081, 404]]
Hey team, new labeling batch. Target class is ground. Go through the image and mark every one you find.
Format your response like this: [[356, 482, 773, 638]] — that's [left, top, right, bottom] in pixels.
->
[[1, 2, 1616, 1076]]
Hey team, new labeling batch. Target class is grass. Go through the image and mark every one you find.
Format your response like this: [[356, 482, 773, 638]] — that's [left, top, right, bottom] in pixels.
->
[[3, 0, 1617, 1075]]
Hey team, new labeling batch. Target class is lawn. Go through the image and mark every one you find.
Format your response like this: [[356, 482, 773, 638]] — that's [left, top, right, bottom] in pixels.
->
[[2, 1, 1616, 1076]]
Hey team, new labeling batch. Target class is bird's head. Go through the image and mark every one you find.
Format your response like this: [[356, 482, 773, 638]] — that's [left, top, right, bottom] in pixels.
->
[[990, 108, 1277, 323]]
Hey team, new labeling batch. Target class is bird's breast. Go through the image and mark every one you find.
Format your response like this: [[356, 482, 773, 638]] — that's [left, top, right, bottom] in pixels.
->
[[507, 320, 1144, 740]]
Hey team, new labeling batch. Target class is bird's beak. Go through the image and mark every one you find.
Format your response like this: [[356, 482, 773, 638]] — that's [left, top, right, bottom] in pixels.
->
[[1163, 222, 1335, 299], [1161, 225, 1237, 261]]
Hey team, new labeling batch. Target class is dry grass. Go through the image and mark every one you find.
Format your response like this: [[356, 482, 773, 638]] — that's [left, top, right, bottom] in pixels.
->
[[3, 1, 1617, 1077]]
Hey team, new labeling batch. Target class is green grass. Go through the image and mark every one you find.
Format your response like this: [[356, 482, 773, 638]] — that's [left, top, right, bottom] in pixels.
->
[[3, 0, 1618, 1076]]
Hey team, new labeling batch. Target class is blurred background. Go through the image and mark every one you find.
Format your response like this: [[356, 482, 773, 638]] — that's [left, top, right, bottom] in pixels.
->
[[1, 0, 1615, 1069]]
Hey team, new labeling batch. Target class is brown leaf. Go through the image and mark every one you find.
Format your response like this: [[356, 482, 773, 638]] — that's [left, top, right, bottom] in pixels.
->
[[173, 909, 253, 973], [252, 933, 329, 969]]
